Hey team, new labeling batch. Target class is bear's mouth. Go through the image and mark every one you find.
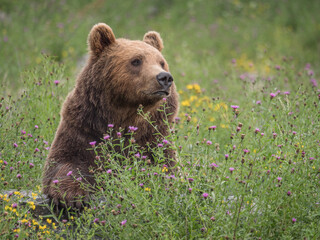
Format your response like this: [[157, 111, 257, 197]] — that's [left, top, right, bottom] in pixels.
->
[[154, 91, 169, 96]]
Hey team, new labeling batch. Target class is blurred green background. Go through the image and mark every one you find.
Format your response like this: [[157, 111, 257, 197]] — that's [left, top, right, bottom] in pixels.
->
[[1, 0, 320, 96]]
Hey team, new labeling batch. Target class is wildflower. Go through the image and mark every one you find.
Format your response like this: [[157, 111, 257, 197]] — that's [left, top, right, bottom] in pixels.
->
[[139, 183, 144, 187], [243, 149, 249, 154], [162, 167, 168, 172], [210, 163, 218, 169], [128, 126, 138, 132], [261, 132, 264, 136], [210, 216, 216, 221], [225, 154, 229, 160], [53, 180, 59, 184], [292, 218, 296, 223], [46, 219, 52, 224], [103, 135, 110, 140], [162, 139, 169, 144], [256, 100, 261, 105], [100, 220, 106, 226], [270, 93, 276, 99], [284, 91, 290, 95], [188, 188, 192, 193], [13, 143, 18, 148], [120, 219, 127, 226], [231, 105, 239, 110], [117, 132, 122, 137], [202, 193, 209, 199], [209, 125, 217, 131], [188, 178, 194, 182], [54, 80, 60, 85], [12, 203, 18, 208], [255, 128, 260, 134], [275, 65, 281, 70], [134, 153, 140, 158], [158, 143, 163, 147], [231, 58, 236, 64], [29, 163, 34, 169], [273, 133, 277, 139], [107, 169, 112, 174], [34, 148, 40, 152], [89, 141, 96, 146], [292, 131, 296, 135], [145, 187, 151, 192], [17, 174, 22, 179], [206, 140, 212, 145], [35, 125, 39, 129], [67, 171, 72, 176], [93, 218, 99, 223], [229, 167, 235, 173], [21, 130, 26, 134], [163, 97, 167, 102], [108, 124, 114, 128], [287, 191, 292, 196], [154, 172, 158, 176], [76, 177, 82, 181], [277, 177, 282, 182]]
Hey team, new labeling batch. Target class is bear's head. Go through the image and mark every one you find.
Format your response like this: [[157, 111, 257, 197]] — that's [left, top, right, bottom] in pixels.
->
[[86, 23, 175, 108]]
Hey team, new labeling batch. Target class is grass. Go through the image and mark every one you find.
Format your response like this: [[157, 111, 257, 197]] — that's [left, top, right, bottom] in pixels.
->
[[0, 0, 319, 239]]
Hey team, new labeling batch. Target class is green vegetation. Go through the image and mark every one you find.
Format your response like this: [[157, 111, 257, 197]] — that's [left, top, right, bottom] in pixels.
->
[[0, 0, 319, 239]]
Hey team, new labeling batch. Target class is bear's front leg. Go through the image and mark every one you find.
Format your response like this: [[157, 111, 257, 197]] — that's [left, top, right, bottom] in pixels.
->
[[42, 162, 94, 209]]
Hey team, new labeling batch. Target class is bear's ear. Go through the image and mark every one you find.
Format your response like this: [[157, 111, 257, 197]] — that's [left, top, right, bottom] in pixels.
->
[[143, 31, 163, 52], [88, 23, 116, 56]]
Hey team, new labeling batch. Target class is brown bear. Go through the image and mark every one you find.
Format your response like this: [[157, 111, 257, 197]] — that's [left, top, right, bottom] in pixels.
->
[[42, 23, 179, 208]]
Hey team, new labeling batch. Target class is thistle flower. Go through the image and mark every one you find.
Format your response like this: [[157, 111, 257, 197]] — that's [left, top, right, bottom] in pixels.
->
[[93, 218, 99, 223], [67, 171, 73, 176], [108, 124, 114, 128], [128, 126, 138, 132], [206, 140, 212, 145], [117, 132, 122, 137], [188, 178, 194, 182], [229, 167, 235, 173], [277, 177, 282, 182], [225, 154, 229, 160], [35, 125, 39, 129], [13, 143, 18, 148], [209, 125, 217, 131], [256, 100, 261, 105], [120, 219, 127, 226], [103, 135, 110, 140], [162, 139, 169, 144], [107, 169, 112, 174], [202, 193, 209, 199], [53, 180, 59, 184], [54, 80, 60, 85], [270, 93, 276, 99], [17, 174, 22, 179], [89, 141, 96, 146], [158, 143, 163, 147], [292, 218, 296, 223], [188, 188, 192, 193], [231, 105, 239, 110], [29, 163, 34, 169]]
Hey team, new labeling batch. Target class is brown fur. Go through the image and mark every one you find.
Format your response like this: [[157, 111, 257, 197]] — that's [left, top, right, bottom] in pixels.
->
[[42, 23, 179, 208]]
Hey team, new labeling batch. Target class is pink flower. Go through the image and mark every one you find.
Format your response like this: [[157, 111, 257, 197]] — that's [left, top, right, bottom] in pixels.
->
[[120, 219, 127, 226], [277, 177, 282, 182], [17, 174, 22, 179], [13, 143, 18, 148], [231, 105, 239, 110], [35, 125, 39, 129], [89, 141, 96, 146], [93, 218, 99, 223], [117, 132, 122, 137], [162, 139, 169, 144], [103, 135, 110, 140], [67, 171, 72, 176], [229, 167, 235, 173], [108, 124, 114, 128], [206, 140, 212, 145], [209, 125, 217, 131], [157, 143, 163, 147], [270, 93, 276, 99], [107, 169, 112, 174], [210, 163, 218, 169], [188, 188, 192, 193], [225, 154, 229, 160], [29, 163, 34, 169], [188, 178, 194, 182], [53, 180, 59, 184], [54, 80, 60, 85], [292, 218, 296, 223], [202, 193, 209, 199], [256, 100, 261, 105]]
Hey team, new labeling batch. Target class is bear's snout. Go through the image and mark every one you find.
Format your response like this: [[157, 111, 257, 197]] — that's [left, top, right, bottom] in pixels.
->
[[156, 72, 173, 91]]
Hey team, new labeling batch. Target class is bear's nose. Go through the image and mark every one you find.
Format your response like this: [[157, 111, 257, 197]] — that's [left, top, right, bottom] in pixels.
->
[[156, 72, 173, 89]]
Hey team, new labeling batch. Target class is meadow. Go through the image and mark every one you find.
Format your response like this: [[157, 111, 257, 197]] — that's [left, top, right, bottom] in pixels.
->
[[0, 0, 319, 239]]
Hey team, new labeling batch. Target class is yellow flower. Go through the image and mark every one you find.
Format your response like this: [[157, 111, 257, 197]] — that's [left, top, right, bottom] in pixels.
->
[[0, 160, 2, 163], [181, 100, 190, 107], [13, 228, 20, 233], [162, 167, 168, 173], [21, 219, 28, 224], [145, 188, 151, 192], [186, 84, 193, 90], [14, 191, 20, 195], [46, 219, 52, 224], [39, 225, 47, 230]]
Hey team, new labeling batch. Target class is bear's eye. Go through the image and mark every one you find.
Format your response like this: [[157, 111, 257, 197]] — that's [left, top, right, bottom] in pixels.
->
[[160, 61, 165, 68], [131, 59, 142, 67]]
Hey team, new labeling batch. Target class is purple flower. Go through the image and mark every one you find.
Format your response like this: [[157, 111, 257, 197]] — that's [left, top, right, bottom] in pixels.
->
[[17, 174, 22, 179], [287, 191, 292, 196], [229, 167, 235, 173], [134, 153, 140, 158], [76, 177, 82, 181], [29, 163, 34, 169], [188, 178, 194, 182], [13, 143, 18, 148], [35, 125, 39, 129], [89, 141, 96, 146], [128, 126, 138, 132], [256, 100, 261, 105], [292, 131, 296, 135], [53, 180, 59, 184], [255, 128, 260, 133], [107, 169, 112, 174], [117, 132, 122, 137], [93, 218, 99, 223], [188, 188, 192, 193], [277, 177, 282, 182], [108, 124, 114, 128], [157, 143, 163, 147], [163, 97, 167, 101], [225, 154, 229, 160], [284, 91, 290, 95], [209, 125, 217, 131], [206, 140, 212, 145], [310, 78, 318, 87], [120, 219, 127, 226], [275, 65, 281, 70], [231, 105, 239, 109], [103, 135, 110, 140], [270, 93, 276, 99], [139, 183, 144, 187], [273, 133, 277, 138], [34, 148, 40, 152], [292, 218, 296, 223], [12, 203, 18, 208], [54, 80, 60, 85], [210, 163, 218, 169], [67, 171, 73, 176], [231, 58, 236, 64], [162, 139, 169, 144], [202, 193, 209, 199], [21, 130, 26, 134]]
